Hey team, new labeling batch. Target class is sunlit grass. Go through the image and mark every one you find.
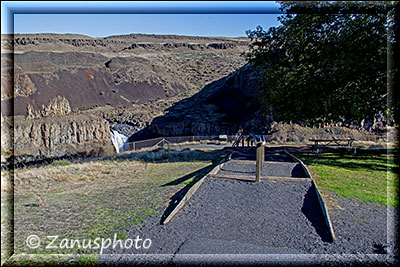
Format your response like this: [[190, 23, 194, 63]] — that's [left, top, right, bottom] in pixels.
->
[[299, 151, 399, 207]]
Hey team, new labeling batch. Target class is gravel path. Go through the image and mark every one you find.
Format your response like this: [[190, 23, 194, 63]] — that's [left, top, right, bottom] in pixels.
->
[[219, 161, 307, 178], [101, 178, 324, 254], [99, 153, 398, 265], [100, 177, 397, 265], [323, 191, 398, 255], [231, 151, 293, 162]]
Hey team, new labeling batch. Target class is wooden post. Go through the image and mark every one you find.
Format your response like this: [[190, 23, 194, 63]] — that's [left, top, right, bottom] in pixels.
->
[[256, 143, 264, 182], [261, 143, 265, 161]]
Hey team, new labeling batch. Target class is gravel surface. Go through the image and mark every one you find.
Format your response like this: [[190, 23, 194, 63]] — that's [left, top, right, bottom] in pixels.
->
[[99, 154, 398, 266], [324, 191, 398, 256], [100, 177, 397, 265], [219, 161, 307, 178], [232, 154, 293, 162], [230, 149, 295, 162]]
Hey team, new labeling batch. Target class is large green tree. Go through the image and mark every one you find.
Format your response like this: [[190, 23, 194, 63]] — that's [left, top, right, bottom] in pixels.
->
[[246, 1, 396, 126]]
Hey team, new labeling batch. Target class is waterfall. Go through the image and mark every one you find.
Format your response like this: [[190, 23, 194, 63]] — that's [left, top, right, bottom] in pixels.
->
[[110, 130, 130, 153]]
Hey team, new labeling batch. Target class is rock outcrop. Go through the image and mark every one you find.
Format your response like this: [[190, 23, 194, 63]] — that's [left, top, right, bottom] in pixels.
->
[[1, 33, 250, 166], [14, 74, 37, 97], [27, 96, 71, 119], [1, 112, 114, 169], [6, 114, 113, 164], [132, 61, 395, 143], [132, 63, 263, 139], [4, 33, 248, 53], [123, 42, 239, 51]]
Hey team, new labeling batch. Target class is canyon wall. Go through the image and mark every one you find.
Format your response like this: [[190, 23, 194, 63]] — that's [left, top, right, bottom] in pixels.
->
[[1, 113, 113, 166], [133, 63, 263, 139], [1, 33, 249, 165]]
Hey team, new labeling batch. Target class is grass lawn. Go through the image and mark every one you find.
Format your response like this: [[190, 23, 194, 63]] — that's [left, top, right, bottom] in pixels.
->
[[298, 151, 399, 208], [1, 148, 226, 265]]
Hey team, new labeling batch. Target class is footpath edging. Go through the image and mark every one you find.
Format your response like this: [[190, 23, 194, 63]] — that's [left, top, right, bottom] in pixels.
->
[[284, 151, 337, 242], [162, 152, 233, 224]]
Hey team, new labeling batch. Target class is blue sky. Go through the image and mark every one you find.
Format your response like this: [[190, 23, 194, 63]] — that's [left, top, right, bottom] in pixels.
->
[[4, 1, 283, 38], [14, 14, 281, 37]]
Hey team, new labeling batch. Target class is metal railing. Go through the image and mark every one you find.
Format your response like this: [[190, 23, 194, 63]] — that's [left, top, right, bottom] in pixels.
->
[[126, 135, 237, 152], [232, 134, 265, 147], [122, 131, 272, 153]]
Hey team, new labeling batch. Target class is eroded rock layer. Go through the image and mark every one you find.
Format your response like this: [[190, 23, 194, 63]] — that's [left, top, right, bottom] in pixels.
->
[[1, 33, 249, 163]]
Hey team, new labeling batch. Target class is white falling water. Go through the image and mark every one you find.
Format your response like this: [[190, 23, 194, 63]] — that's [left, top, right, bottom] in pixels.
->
[[110, 130, 130, 153]]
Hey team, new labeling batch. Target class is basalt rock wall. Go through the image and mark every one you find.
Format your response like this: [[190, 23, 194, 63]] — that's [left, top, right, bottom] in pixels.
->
[[133, 63, 262, 139], [2, 114, 113, 166]]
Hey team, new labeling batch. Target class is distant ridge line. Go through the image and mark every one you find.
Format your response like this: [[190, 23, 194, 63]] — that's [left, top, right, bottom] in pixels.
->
[[5, 33, 248, 41]]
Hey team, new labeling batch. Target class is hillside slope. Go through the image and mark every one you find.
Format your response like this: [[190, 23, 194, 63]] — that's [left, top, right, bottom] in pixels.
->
[[1, 33, 248, 117], [0, 33, 249, 163]]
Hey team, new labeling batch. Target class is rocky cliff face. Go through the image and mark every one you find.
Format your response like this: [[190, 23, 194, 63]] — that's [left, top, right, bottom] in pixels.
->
[[27, 96, 72, 119], [133, 63, 263, 139], [1, 114, 112, 166], [3, 34, 248, 52], [0, 33, 394, 167], [1, 33, 249, 165]]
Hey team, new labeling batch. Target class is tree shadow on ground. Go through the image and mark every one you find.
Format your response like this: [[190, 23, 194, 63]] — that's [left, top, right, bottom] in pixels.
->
[[159, 164, 216, 224], [301, 184, 332, 242], [161, 164, 215, 187], [297, 149, 398, 174]]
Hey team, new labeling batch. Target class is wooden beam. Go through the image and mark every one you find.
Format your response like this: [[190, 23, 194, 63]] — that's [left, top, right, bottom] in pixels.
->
[[312, 180, 337, 242], [162, 172, 208, 224], [284, 151, 336, 242], [256, 144, 263, 182], [162, 152, 233, 224], [230, 160, 293, 165], [208, 173, 311, 182]]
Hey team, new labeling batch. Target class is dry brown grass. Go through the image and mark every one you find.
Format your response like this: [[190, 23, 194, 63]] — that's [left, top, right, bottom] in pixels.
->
[[1, 148, 225, 260], [11, 161, 145, 197]]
